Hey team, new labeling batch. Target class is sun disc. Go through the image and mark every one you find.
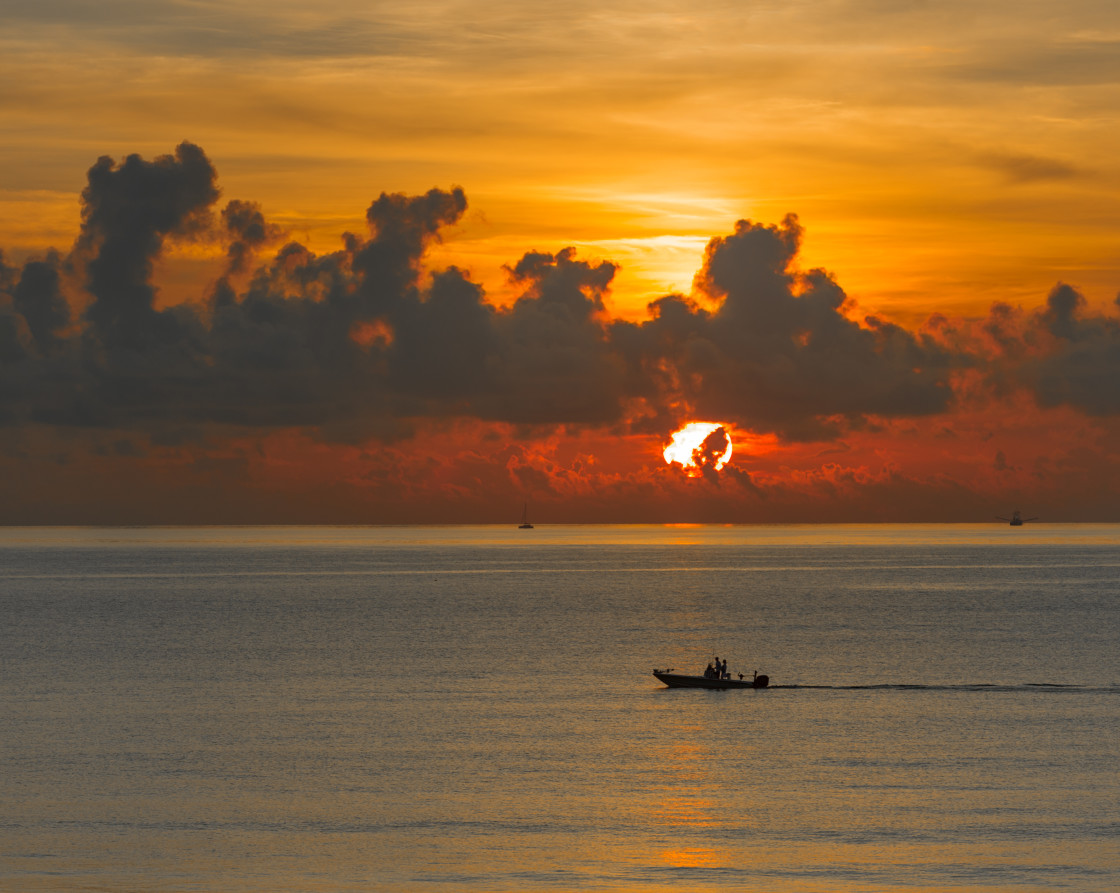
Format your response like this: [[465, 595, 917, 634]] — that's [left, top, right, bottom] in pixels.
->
[[663, 422, 733, 476]]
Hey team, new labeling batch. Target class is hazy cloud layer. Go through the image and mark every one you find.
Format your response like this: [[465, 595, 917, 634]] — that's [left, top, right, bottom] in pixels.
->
[[2, 144, 1120, 446]]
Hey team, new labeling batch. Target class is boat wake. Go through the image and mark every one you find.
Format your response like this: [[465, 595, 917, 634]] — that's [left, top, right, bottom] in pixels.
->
[[774, 683, 1120, 693]]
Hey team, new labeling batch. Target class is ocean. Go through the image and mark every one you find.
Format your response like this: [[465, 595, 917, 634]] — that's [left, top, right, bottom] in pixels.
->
[[1, 524, 1118, 891]]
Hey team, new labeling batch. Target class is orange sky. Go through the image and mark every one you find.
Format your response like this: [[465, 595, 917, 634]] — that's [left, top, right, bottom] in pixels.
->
[[3, 1, 1120, 522]]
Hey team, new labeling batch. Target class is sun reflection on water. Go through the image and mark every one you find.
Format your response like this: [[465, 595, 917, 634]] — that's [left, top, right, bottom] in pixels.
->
[[645, 738, 729, 873], [660, 846, 721, 868]]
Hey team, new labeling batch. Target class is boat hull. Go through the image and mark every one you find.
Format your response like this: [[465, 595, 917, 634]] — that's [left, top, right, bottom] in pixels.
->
[[653, 671, 769, 689]]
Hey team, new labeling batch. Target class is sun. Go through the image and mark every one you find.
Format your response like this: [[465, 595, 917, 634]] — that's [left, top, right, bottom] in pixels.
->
[[663, 422, 733, 477]]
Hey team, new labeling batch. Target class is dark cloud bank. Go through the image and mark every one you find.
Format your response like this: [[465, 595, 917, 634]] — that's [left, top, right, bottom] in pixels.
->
[[2, 142, 1119, 445]]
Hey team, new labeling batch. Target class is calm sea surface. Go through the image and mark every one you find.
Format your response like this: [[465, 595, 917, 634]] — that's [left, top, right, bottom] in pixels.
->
[[2, 525, 1118, 892]]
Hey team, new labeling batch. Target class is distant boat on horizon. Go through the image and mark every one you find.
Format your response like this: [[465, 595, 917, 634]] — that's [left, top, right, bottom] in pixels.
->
[[518, 503, 534, 529], [997, 509, 1038, 526]]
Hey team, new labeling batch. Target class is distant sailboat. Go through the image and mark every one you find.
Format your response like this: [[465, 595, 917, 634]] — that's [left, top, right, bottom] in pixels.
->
[[519, 503, 534, 529]]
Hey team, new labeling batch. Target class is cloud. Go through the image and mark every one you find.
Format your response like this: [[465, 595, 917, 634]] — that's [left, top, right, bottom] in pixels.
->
[[691, 425, 731, 482], [933, 282, 1120, 416], [3, 142, 1120, 455], [221, 199, 282, 274], [1018, 284, 1120, 414], [947, 37, 1120, 88], [0, 1, 418, 60], [978, 151, 1083, 184], [1, 148, 632, 436], [78, 141, 219, 351], [612, 214, 956, 438]]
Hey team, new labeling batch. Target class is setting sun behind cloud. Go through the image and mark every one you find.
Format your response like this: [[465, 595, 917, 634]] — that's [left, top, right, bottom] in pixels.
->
[[663, 423, 733, 477]]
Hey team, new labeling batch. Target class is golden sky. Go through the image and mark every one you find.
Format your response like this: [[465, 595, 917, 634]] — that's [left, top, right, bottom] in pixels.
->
[[3, 1, 1120, 522]]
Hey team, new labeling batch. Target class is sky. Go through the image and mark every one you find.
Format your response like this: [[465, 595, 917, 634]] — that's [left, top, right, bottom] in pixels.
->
[[3, 0, 1120, 523]]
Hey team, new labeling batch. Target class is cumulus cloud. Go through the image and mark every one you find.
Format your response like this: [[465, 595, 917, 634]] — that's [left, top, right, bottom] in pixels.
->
[[1013, 284, 1120, 414], [612, 214, 956, 439], [78, 141, 218, 351], [689, 425, 732, 483], [221, 199, 282, 274], [3, 143, 1120, 452]]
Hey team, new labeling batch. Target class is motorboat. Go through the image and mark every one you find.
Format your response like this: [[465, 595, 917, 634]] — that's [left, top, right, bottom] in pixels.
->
[[652, 669, 769, 689]]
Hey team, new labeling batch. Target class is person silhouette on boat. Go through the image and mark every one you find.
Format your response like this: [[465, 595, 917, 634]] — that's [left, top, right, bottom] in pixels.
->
[[704, 662, 716, 678]]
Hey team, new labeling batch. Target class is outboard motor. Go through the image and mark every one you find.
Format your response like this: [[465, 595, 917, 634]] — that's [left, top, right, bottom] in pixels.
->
[[752, 674, 769, 688]]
